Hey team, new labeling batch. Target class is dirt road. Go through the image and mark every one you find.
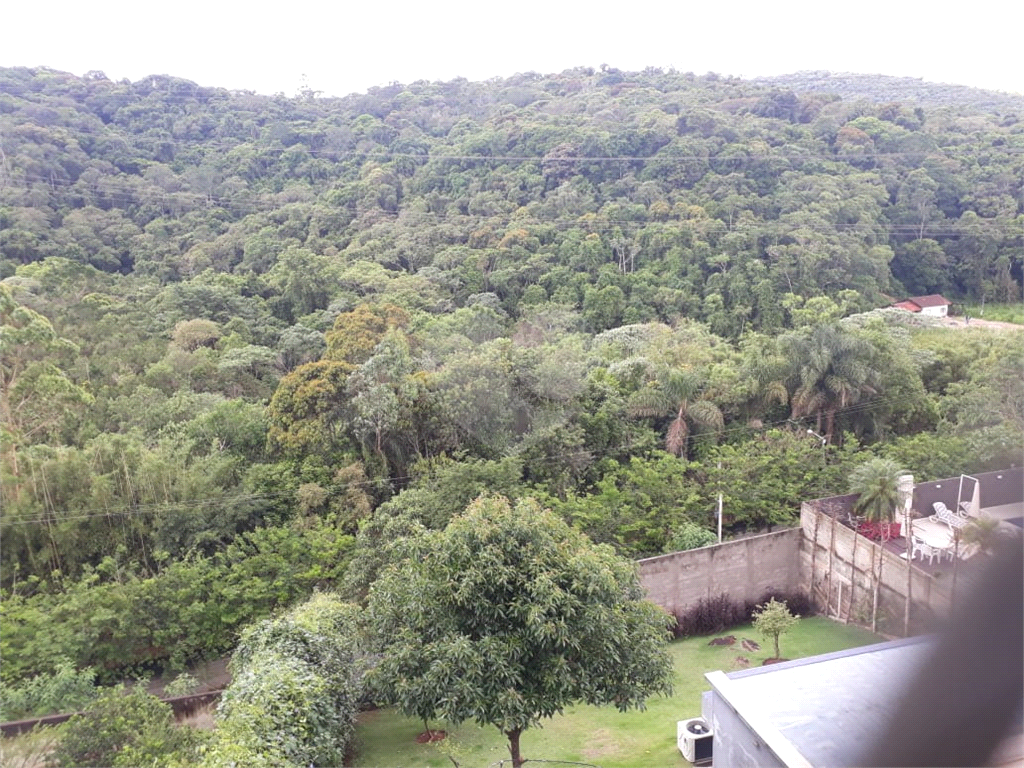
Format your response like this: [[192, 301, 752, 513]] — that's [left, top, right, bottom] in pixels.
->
[[935, 315, 1022, 331]]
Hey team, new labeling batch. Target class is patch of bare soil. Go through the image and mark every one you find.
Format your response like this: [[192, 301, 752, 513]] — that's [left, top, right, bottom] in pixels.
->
[[762, 658, 790, 665], [741, 638, 761, 652], [938, 317, 1022, 331], [176, 703, 217, 731], [708, 635, 735, 646], [415, 730, 447, 743], [582, 728, 618, 760], [734, 656, 749, 667]]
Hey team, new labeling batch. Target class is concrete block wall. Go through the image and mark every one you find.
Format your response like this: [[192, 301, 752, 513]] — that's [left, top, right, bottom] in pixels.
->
[[799, 502, 948, 633], [637, 529, 803, 617]]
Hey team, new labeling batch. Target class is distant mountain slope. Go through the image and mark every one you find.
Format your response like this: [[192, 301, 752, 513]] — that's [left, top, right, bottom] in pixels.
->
[[753, 71, 1024, 113]]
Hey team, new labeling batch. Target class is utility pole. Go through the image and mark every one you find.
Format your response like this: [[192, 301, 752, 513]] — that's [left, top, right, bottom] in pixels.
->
[[807, 429, 827, 472]]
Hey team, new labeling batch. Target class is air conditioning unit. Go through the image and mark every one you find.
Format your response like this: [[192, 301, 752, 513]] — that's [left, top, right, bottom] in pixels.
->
[[678, 717, 714, 766]]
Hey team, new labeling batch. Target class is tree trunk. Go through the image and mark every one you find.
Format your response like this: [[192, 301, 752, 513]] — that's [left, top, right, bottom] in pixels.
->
[[904, 521, 913, 637], [826, 508, 837, 616], [871, 540, 883, 634], [810, 509, 820, 602], [774, 634, 780, 659], [847, 525, 859, 623], [506, 728, 524, 768]]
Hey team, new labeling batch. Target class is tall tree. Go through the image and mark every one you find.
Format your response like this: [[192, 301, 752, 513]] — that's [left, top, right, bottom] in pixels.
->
[[367, 495, 674, 768], [0, 285, 92, 479], [627, 367, 723, 457], [779, 323, 880, 443]]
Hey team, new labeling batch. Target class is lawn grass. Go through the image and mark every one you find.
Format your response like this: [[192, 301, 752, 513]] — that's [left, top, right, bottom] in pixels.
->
[[959, 302, 1024, 325], [351, 616, 881, 767]]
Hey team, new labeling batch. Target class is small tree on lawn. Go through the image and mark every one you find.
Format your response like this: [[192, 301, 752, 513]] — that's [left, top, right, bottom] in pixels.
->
[[752, 598, 800, 660], [367, 495, 675, 768]]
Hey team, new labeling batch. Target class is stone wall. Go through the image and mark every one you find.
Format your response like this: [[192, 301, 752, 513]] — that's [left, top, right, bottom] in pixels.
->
[[637, 528, 803, 617]]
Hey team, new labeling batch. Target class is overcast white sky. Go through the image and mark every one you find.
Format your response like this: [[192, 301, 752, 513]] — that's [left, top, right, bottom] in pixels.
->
[[4, 0, 1022, 97]]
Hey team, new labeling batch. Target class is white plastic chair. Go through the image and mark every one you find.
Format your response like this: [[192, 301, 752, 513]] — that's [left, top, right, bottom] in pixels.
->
[[932, 502, 968, 531], [912, 537, 937, 565]]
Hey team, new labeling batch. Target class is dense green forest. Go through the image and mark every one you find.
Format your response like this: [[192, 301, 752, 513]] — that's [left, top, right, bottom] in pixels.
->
[[1, 65, 1022, 688], [754, 71, 1024, 113]]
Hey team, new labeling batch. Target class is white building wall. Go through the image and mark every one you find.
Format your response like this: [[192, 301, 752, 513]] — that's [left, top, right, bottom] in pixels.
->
[[920, 305, 947, 317]]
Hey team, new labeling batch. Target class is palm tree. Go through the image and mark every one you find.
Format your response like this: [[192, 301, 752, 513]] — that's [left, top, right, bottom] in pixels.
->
[[849, 458, 905, 524], [849, 457, 905, 631], [628, 367, 724, 457], [741, 336, 790, 415], [779, 324, 880, 444], [963, 515, 1001, 555]]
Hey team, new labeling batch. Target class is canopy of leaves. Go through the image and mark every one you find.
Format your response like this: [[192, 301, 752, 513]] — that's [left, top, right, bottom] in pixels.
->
[[752, 597, 800, 658], [205, 594, 365, 768], [366, 495, 674, 761], [46, 684, 206, 768], [0, 64, 1019, 699], [849, 457, 906, 522]]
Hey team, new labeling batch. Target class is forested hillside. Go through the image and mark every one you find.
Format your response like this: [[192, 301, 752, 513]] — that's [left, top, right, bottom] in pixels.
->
[[754, 71, 1024, 113], [1, 65, 1022, 686]]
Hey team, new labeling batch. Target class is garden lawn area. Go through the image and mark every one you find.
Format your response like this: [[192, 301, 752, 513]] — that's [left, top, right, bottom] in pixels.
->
[[960, 302, 1024, 325], [351, 616, 881, 767]]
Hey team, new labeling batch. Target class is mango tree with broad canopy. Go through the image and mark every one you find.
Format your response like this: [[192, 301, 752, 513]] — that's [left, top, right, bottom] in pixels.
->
[[366, 495, 674, 767]]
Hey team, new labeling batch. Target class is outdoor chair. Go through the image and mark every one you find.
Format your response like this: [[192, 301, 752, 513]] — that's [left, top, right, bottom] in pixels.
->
[[931, 502, 968, 531], [911, 537, 937, 565]]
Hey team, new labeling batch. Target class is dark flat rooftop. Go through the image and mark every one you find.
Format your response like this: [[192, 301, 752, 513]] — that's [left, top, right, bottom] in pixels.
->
[[707, 636, 1024, 767], [709, 638, 929, 767]]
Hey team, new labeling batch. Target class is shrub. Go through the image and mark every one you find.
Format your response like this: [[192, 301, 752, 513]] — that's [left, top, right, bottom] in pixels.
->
[[205, 652, 341, 768], [672, 594, 747, 638], [747, 589, 813, 620], [854, 521, 901, 541], [45, 684, 205, 768], [163, 672, 199, 698], [672, 590, 813, 639], [664, 521, 717, 553], [203, 594, 365, 767], [0, 660, 99, 721]]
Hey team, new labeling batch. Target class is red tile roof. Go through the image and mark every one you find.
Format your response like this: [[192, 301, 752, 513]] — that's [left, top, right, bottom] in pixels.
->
[[892, 300, 922, 312], [890, 295, 951, 311], [906, 294, 950, 308]]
